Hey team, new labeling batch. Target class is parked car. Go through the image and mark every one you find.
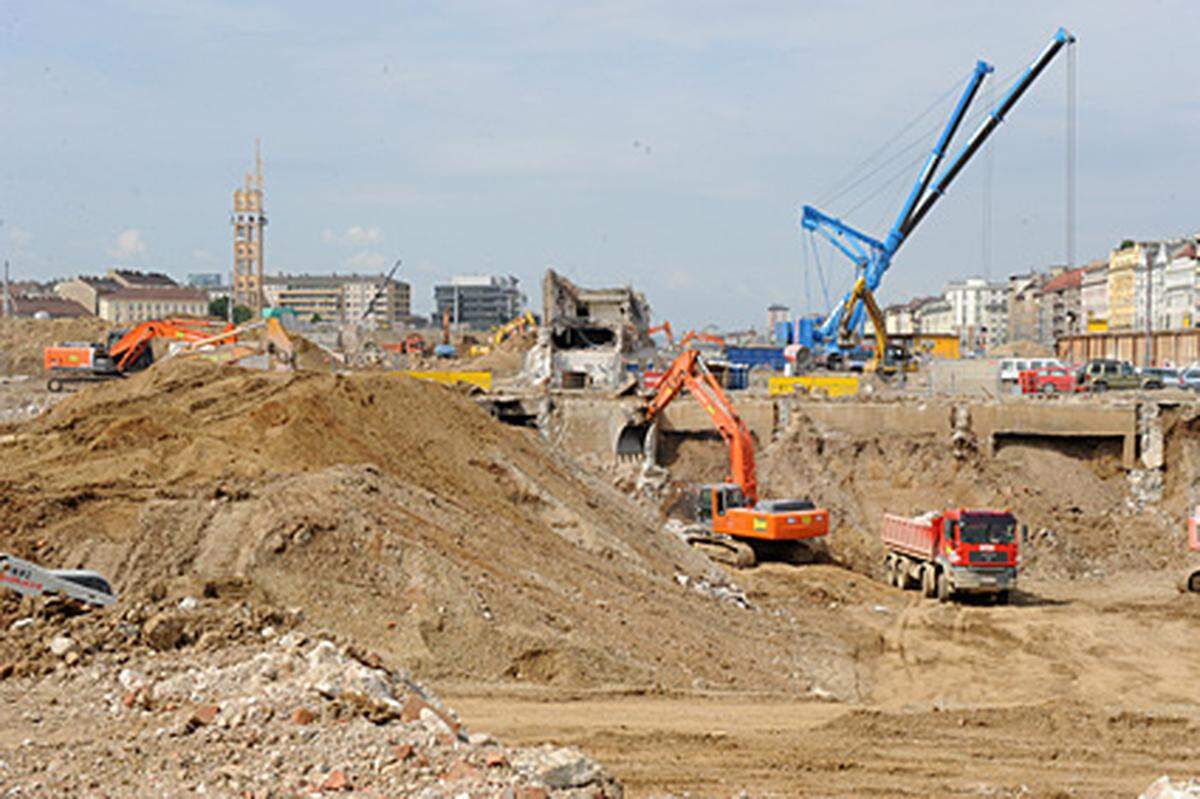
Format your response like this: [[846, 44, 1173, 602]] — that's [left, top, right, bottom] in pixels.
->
[[1139, 366, 1179, 388], [1179, 366, 1200, 391], [998, 358, 1062, 392], [1077, 359, 1162, 392], [1018, 365, 1077, 395]]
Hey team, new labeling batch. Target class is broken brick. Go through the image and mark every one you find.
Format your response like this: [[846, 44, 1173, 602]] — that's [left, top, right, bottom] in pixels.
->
[[392, 743, 414, 761], [444, 759, 481, 782], [291, 707, 314, 725], [485, 751, 508, 768], [322, 769, 350, 791], [191, 704, 219, 726]]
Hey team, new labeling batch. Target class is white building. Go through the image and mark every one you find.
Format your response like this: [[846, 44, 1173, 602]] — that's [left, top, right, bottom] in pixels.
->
[[1163, 239, 1200, 329], [944, 277, 1007, 352], [1080, 259, 1108, 331], [914, 296, 954, 335]]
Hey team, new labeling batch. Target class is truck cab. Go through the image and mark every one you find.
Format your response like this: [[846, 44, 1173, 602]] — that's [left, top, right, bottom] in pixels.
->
[[938, 509, 1019, 597]]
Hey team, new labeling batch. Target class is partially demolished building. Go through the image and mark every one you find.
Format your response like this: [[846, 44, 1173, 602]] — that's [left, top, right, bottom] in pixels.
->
[[528, 269, 654, 389]]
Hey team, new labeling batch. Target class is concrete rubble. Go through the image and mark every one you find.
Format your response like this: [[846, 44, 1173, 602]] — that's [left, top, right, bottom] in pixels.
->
[[1142, 776, 1200, 799]]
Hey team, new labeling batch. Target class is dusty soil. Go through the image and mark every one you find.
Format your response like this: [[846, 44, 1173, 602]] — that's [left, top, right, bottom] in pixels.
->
[[0, 316, 114, 375], [0, 359, 856, 696], [448, 567, 1200, 798]]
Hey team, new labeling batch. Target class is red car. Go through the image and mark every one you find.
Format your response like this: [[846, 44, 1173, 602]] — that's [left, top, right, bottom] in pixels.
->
[[1018, 365, 1077, 395]]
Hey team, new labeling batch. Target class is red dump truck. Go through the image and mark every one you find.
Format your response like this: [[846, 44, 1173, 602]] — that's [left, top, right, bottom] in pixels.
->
[[1182, 506, 1200, 592], [881, 509, 1019, 603]]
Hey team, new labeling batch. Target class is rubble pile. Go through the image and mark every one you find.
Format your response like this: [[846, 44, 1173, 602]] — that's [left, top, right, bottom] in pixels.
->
[[0, 622, 620, 798]]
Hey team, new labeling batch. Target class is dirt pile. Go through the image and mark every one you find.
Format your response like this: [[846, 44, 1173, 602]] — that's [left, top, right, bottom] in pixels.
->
[[0, 359, 858, 695], [0, 597, 619, 798], [760, 405, 1181, 579], [0, 316, 114, 375]]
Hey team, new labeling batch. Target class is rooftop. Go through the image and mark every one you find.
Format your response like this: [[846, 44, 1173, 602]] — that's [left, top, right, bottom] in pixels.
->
[[1039, 266, 1085, 294]]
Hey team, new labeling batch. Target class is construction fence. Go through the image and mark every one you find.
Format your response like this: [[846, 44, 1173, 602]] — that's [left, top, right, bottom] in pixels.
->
[[1056, 330, 1200, 368]]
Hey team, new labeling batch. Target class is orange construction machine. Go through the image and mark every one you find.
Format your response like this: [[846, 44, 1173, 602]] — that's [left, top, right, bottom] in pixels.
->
[[617, 348, 829, 566], [43, 318, 237, 391]]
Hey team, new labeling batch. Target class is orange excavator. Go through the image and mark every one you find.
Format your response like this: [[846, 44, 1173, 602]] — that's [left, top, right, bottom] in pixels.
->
[[616, 348, 829, 566], [44, 318, 238, 391], [678, 329, 726, 350], [648, 321, 675, 348]]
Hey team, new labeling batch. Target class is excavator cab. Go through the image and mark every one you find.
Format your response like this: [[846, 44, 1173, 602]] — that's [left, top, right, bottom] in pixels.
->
[[695, 483, 749, 523]]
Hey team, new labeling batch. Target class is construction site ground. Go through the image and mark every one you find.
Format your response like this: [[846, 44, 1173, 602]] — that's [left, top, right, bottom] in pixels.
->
[[3, 344, 1200, 796]]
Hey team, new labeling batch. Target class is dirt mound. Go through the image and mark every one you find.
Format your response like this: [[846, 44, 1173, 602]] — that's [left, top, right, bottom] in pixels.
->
[[0, 316, 114, 375], [759, 406, 1177, 579], [0, 359, 858, 695]]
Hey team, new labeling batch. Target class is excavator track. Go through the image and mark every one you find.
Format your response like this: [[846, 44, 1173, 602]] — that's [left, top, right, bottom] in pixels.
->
[[682, 528, 756, 569]]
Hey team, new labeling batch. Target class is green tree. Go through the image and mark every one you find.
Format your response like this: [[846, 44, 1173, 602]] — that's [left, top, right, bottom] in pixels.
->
[[207, 297, 253, 324]]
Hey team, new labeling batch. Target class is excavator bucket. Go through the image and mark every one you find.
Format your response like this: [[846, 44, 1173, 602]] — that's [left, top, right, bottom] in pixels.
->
[[615, 423, 650, 458]]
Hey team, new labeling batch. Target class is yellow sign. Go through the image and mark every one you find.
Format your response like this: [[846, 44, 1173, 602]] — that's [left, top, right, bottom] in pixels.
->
[[753, 517, 767, 532], [1086, 318, 1108, 333], [768, 375, 860, 398], [401, 370, 493, 390]]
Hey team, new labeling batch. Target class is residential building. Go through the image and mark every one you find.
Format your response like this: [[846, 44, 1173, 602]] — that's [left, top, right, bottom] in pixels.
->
[[1006, 272, 1044, 344], [55, 275, 122, 315], [10, 296, 90, 318], [914, 296, 954, 335], [944, 277, 1007, 351], [435, 275, 526, 329], [767, 304, 789, 341], [97, 287, 208, 323], [1163, 240, 1200, 329], [1037, 266, 1085, 344], [264, 273, 412, 324], [1108, 243, 1142, 330], [1080, 259, 1109, 331], [54, 269, 205, 320]]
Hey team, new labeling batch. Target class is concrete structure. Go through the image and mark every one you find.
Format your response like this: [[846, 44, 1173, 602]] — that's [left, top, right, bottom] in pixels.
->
[[945, 277, 1007, 352], [1163, 240, 1200, 329], [434, 275, 525, 330], [1006, 272, 1043, 344], [55, 276, 121, 315], [1080, 259, 1109, 331], [552, 395, 1141, 471], [530, 270, 652, 389], [97, 287, 208, 323], [231, 142, 267, 313], [1037, 266, 1085, 344]]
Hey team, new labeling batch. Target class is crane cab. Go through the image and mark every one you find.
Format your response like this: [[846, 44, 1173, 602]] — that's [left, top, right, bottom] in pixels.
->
[[695, 483, 829, 543]]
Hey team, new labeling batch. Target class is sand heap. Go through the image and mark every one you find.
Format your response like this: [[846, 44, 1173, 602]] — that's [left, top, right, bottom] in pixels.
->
[[0, 359, 858, 696], [0, 316, 114, 375]]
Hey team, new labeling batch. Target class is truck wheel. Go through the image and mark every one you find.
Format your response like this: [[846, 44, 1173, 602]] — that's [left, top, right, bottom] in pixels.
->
[[921, 566, 936, 598], [1092, 381, 1108, 393], [47, 378, 63, 393], [936, 570, 951, 603], [1188, 572, 1200, 593], [995, 590, 1010, 606], [1040, 383, 1056, 395], [897, 557, 914, 590]]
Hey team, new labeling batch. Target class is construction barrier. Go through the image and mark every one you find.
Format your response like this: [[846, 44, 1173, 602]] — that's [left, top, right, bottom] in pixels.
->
[[401, 370, 493, 391], [768, 375, 860, 398]]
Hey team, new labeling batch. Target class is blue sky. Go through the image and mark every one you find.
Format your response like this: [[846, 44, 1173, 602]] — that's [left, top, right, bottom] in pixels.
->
[[2, 1, 1197, 328]]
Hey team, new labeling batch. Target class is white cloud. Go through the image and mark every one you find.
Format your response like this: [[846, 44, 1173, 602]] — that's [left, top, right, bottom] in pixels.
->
[[107, 228, 146, 260], [345, 251, 387, 272], [324, 226, 383, 247]]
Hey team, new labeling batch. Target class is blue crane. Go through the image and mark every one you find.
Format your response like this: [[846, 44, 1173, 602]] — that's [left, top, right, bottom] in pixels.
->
[[797, 27, 1075, 372]]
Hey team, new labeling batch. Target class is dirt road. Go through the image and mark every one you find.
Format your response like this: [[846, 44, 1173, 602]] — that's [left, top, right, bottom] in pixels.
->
[[445, 567, 1200, 798]]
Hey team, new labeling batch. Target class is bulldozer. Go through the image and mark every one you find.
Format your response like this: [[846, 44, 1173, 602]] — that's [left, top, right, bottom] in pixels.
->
[[617, 348, 829, 567]]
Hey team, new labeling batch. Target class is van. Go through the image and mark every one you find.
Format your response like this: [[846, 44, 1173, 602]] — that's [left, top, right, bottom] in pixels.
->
[[998, 358, 1061, 386]]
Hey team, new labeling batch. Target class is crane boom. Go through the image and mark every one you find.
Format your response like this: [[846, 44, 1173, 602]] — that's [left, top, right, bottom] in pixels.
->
[[798, 27, 1075, 368]]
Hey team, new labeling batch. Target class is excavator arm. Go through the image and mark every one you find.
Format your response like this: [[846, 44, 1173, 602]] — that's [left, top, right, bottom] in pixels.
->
[[637, 349, 758, 502], [108, 319, 237, 371]]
